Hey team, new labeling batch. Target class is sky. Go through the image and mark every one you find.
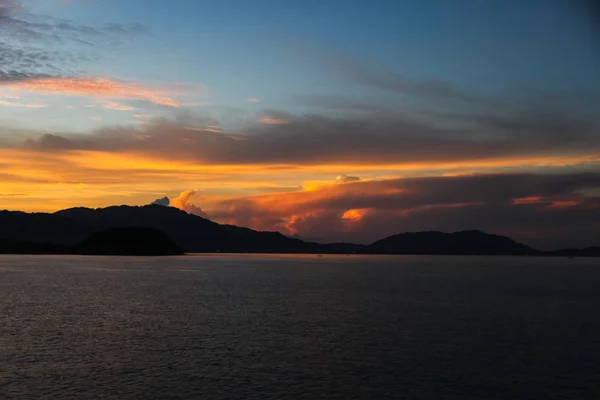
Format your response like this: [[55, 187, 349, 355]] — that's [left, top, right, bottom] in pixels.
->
[[0, 0, 599, 249]]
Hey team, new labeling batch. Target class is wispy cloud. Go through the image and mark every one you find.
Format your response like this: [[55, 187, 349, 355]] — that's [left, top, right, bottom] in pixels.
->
[[0, 0, 145, 79], [103, 101, 136, 111], [0, 0, 153, 111], [0, 0, 145, 42], [297, 46, 492, 106], [4, 77, 181, 106], [0, 99, 45, 108], [259, 116, 288, 125]]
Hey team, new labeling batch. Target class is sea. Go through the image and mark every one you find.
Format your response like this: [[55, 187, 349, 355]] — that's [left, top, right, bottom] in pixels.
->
[[1, 254, 599, 399]]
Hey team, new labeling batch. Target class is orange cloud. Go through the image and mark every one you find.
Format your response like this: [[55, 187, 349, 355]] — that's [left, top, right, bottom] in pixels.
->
[[205, 172, 600, 244], [285, 215, 306, 236], [170, 189, 208, 217], [513, 196, 542, 205], [549, 200, 580, 209], [6, 78, 181, 106], [341, 208, 370, 221]]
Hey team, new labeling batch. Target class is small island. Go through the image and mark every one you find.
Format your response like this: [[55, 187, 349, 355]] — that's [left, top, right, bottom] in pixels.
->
[[77, 227, 185, 256]]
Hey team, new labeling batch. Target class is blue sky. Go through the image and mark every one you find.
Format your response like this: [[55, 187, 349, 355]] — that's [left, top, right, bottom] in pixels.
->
[[6, 0, 596, 132]]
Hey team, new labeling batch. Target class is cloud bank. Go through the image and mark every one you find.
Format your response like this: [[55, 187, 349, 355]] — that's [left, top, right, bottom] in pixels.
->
[[208, 172, 600, 249], [20, 106, 600, 168]]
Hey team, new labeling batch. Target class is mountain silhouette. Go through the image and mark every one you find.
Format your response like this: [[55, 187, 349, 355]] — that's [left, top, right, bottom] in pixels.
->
[[0, 205, 598, 256], [368, 230, 533, 255], [0, 205, 322, 254], [0, 210, 92, 244], [55, 205, 322, 253]]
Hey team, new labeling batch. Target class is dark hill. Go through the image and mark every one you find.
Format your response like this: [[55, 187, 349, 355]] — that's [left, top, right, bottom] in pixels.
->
[[0, 210, 93, 244], [55, 205, 321, 253], [1, 205, 321, 253], [77, 227, 184, 256], [368, 230, 533, 255]]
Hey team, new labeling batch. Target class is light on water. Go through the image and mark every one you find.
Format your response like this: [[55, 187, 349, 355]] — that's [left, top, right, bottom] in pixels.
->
[[1, 255, 599, 399]]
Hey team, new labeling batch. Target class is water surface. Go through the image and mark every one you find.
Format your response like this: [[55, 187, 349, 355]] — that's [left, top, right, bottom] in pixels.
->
[[1, 254, 599, 399]]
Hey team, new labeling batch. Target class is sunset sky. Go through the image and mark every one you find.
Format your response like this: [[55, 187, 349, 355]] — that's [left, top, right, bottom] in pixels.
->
[[1, 0, 599, 248]]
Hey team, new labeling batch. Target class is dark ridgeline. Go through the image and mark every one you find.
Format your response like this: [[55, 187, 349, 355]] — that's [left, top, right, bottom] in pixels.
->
[[55, 205, 321, 253], [368, 230, 533, 256], [0, 205, 598, 256], [0, 205, 322, 255]]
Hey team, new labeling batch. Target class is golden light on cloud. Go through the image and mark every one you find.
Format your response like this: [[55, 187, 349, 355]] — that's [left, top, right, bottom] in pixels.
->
[[5, 78, 181, 107], [0, 145, 599, 216], [171, 189, 196, 211], [341, 208, 370, 222]]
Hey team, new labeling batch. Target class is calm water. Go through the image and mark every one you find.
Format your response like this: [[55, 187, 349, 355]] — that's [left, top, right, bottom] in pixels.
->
[[1, 254, 599, 399]]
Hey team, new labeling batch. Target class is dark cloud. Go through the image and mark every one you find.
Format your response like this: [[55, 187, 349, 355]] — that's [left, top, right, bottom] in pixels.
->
[[21, 104, 600, 166], [150, 196, 170, 206], [208, 172, 600, 249], [0, 1, 145, 41], [0, 70, 44, 83], [347, 65, 483, 104], [296, 47, 495, 106]]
